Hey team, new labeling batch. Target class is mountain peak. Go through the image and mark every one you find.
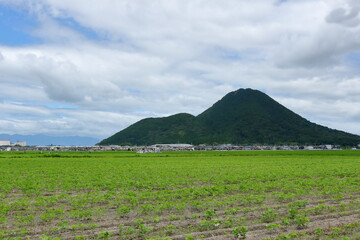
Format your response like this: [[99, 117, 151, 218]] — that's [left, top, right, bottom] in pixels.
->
[[99, 89, 360, 146]]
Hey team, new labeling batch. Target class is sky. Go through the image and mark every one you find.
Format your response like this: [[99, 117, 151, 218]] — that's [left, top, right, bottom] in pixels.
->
[[0, 0, 360, 140]]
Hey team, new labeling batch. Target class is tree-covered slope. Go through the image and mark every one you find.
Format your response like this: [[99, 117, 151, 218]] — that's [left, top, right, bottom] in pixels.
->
[[98, 88, 360, 146], [99, 113, 205, 145], [196, 89, 360, 145]]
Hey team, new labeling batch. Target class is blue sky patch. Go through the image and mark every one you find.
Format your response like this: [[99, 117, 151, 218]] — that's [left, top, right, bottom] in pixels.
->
[[1, 98, 77, 110], [346, 52, 360, 70], [126, 88, 141, 94], [43, 103, 78, 109], [211, 46, 265, 63], [56, 17, 102, 41], [0, 5, 41, 46]]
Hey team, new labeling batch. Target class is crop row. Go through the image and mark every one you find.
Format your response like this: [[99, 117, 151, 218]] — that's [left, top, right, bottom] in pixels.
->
[[0, 150, 359, 239]]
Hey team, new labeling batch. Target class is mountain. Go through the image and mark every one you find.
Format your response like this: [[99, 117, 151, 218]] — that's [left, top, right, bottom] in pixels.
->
[[0, 134, 100, 146], [98, 88, 360, 146]]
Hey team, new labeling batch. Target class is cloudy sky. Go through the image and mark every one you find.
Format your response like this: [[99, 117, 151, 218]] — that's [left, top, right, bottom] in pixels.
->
[[0, 0, 360, 140]]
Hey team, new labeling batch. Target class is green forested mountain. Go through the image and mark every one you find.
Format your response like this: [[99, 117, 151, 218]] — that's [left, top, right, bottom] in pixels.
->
[[99, 89, 360, 146]]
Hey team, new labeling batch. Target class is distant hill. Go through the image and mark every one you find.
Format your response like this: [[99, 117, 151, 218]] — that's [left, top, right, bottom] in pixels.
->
[[0, 134, 99, 146], [99, 88, 360, 146]]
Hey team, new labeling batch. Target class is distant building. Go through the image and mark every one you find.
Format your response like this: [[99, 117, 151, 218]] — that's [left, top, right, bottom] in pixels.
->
[[0, 139, 11, 146], [305, 146, 314, 150], [152, 144, 193, 148], [12, 141, 27, 147], [137, 147, 161, 153], [325, 145, 332, 150]]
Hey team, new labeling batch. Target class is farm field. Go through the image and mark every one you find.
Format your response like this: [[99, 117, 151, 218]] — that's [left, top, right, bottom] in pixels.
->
[[0, 150, 359, 240]]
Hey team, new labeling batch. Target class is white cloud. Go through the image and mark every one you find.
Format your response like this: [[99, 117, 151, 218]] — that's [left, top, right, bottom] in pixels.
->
[[0, 0, 360, 138]]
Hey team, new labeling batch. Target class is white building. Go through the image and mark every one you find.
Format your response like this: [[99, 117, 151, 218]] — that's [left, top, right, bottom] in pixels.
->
[[12, 141, 27, 147], [0, 139, 11, 146], [325, 145, 332, 150]]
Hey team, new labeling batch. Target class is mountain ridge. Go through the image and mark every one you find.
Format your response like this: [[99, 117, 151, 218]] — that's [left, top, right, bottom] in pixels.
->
[[99, 88, 360, 146]]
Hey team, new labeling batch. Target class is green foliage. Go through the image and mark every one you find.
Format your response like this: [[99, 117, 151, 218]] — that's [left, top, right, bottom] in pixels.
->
[[287, 208, 298, 219], [199, 219, 221, 231], [138, 224, 153, 235], [99, 88, 360, 146], [281, 217, 291, 226], [152, 215, 161, 223], [1, 150, 359, 239], [116, 206, 131, 217], [185, 235, 195, 240], [74, 235, 87, 240], [203, 209, 216, 220], [225, 207, 239, 215], [287, 200, 308, 209], [96, 231, 112, 240], [165, 224, 176, 235], [266, 223, 282, 230], [41, 208, 64, 222], [39, 236, 63, 240], [309, 203, 328, 215], [294, 216, 310, 229], [275, 232, 300, 239], [232, 226, 248, 239], [314, 227, 323, 237], [261, 208, 278, 223]]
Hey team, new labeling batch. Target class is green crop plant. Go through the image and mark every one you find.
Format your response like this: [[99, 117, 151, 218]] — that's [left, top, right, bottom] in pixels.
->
[[294, 216, 309, 229], [152, 215, 161, 223], [281, 217, 291, 226], [287, 200, 308, 209], [138, 224, 153, 236], [203, 209, 216, 220], [0, 150, 359, 239], [0, 216, 7, 224], [146, 238, 172, 240], [223, 216, 236, 228], [199, 219, 221, 231], [310, 203, 328, 215], [74, 235, 87, 240], [116, 206, 132, 217], [314, 228, 324, 238], [124, 226, 136, 235], [329, 227, 343, 238], [261, 208, 278, 223], [275, 232, 299, 240], [165, 224, 176, 235], [133, 218, 144, 226], [191, 213, 200, 219], [185, 234, 195, 240], [39, 236, 63, 240], [96, 231, 112, 240], [69, 209, 94, 221], [339, 202, 348, 211], [57, 221, 69, 230], [140, 204, 156, 215], [225, 207, 239, 215], [168, 214, 181, 221], [14, 214, 35, 226], [266, 223, 282, 234], [266, 223, 282, 230], [232, 226, 248, 239], [70, 224, 86, 231], [287, 208, 298, 219], [40, 208, 65, 222]]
